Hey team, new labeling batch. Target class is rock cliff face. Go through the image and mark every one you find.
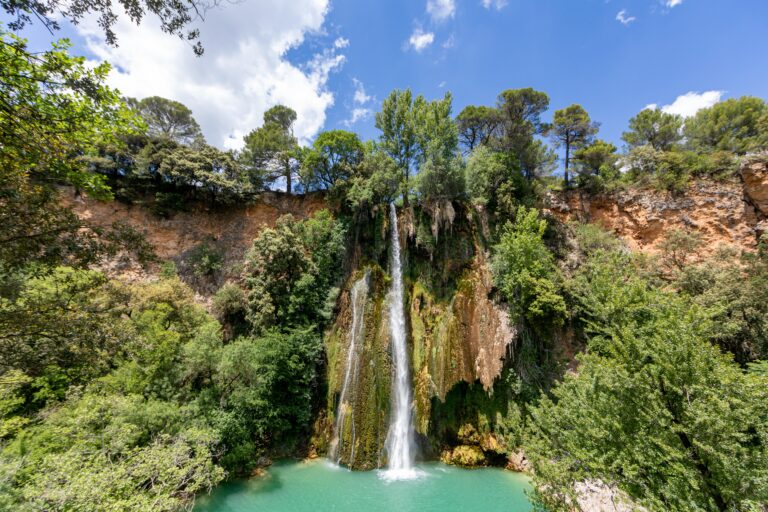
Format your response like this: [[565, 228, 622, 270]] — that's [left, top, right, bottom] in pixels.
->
[[322, 205, 516, 469], [63, 165, 768, 470], [60, 187, 327, 290], [548, 177, 761, 257], [741, 156, 768, 237]]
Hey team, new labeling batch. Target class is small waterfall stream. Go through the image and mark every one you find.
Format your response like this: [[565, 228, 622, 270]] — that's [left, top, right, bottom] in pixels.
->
[[329, 271, 369, 466], [383, 203, 417, 479]]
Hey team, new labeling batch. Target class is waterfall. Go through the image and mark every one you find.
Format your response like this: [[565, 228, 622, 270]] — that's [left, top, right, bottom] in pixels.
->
[[329, 271, 369, 466], [383, 203, 417, 479]]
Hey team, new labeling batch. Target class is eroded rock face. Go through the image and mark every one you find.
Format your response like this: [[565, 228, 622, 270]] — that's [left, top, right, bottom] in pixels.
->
[[548, 179, 760, 256], [741, 156, 768, 216], [575, 481, 647, 512], [60, 187, 327, 289], [323, 206, 516, 469], [410, 256, 515, 435]]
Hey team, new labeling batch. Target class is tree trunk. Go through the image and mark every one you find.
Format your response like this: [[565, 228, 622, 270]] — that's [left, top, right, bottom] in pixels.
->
[[564, 139, 570, 188], [402, 168, 409, 207], [286, 166, 292, 195]]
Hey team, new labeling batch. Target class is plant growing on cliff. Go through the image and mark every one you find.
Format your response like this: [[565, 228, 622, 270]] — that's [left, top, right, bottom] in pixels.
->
[[243, 210, 346, 333], [492, 206, 566, 329]]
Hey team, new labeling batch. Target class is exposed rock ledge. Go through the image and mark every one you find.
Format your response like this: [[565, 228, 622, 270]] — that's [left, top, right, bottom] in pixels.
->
[[547, 175, 763, 257]]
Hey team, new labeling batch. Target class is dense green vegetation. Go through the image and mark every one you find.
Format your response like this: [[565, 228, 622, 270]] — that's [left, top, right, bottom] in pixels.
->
[[2, 20, 768, 512]]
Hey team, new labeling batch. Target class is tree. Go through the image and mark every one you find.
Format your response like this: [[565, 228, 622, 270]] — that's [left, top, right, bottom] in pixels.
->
[[549, 104, 599, 187], [299, 130, 364, 193], [2, 0, 215, 55], [684, 96, 768, 154], [622, 108, 683, 151], [527, 253, 768, 511], [0, 31, 148, 273], [413, 92, 459, 164], [156, 145, 251, 203], [492, 206, 566, 329], [496, 88, 551, 179], [456, 105, 502, 153], [243, 211, 345, 333], [242, 105, 300, 194], [128, 96, 205, 146], [346, 145, 402, 209], [375, 89, 418, 205], [574, 139, 618, 176]]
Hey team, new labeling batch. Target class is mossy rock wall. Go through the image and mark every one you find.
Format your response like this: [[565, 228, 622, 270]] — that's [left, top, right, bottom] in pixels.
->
[[324, 266, 392, 469], [322, 202, 516, 468]]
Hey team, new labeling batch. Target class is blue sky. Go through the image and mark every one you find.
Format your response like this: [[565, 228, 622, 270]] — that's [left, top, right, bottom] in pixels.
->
[[8, 0, 768, 153]]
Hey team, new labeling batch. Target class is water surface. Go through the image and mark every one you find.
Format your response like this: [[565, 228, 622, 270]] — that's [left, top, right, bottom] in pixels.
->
[[194, 459, 534, 512]]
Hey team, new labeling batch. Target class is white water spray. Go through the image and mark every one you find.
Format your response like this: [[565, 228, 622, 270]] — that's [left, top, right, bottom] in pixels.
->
[[329, 272, 369, 466], [383, 203, 418, 480]]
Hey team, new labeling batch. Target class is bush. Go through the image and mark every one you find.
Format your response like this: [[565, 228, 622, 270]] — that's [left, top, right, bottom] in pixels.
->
[[186, 241, 224, 278]]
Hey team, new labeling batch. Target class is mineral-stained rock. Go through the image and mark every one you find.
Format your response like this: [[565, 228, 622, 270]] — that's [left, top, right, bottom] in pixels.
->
[[547, 178, 760, 257], [441, 445, 487, 467], [741, 155, 768, 216]]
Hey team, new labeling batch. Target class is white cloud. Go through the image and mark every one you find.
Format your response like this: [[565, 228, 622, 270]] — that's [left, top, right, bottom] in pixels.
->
[[76, 0, 346, 148], [442, 34, 456, 49], [427, 0, 456, 22], [659, 91, 724, 117], [345, 108, 372, 126], [666, 0, 684, 7], [344, 78, 374, 126], [408, 28, 435, 52], [352, 78, 371, 105], [616, 10, 636, 25], [481, 0, 508, 10]]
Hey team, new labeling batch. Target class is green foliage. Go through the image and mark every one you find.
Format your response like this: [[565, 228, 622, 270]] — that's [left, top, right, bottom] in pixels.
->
[[658, 229, 703, 273], [375, 89, 419, 200], [684, 96, 768, 154], [375, 89, 459, 204], [549, 104, 599, 187], [573, 139, 621, 192], [243, 210, 346, 333], [185, 241, 224, 278], [456, 105, 502, 153], [416, 156, 465, 201], [212, 282, 248, 338], [2, 0, 210, 55], [5, 394, 224, 512], [127, 96, 205, 146], [622, 108, 683, 151], [157, 145, 252, 204], [527, 271, 768, 511], [242, 105, 300, 194], [299, 129, 365, 198], [496, 88, 551, 180], [346, 145, 402, 209], [465, 146, 505, 206], [677, 247, 768, 363], [0, 30, 139, 197], [492, 207, 566, 330], [213, 329, 323, 458], [0, 268, 129, 401]]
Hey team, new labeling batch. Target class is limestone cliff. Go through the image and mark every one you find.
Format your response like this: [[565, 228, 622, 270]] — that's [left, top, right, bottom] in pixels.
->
[[60, 187, 327, 292], [322, 204, 516, 469], [547, 177, 761, 257], [741, 155, 768, 238]]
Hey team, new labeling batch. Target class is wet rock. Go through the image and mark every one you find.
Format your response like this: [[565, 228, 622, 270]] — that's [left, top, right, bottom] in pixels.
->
[[441, 445, 487, 467]]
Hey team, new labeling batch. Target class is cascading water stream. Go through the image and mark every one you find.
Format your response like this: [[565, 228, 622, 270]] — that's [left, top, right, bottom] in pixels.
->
[[383, 203, 417, 480], [329, 272, 369, 466]]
